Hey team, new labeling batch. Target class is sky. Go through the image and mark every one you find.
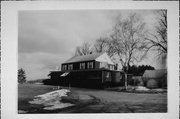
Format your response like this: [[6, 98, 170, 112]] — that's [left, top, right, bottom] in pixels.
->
[[18, 10, 165, 80]]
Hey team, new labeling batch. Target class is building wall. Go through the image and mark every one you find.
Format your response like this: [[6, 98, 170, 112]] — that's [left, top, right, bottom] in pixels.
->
[[61, 60, 95, 71], [45, 69, 124, 88], [62, 60, 116, 71], [95, 52, 114, 65], [95, 61, 115, 70], [95, 61, 100, 69], [142, 69, 167, 88]]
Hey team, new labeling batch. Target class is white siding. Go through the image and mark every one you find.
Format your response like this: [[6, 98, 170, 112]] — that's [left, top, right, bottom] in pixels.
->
[[95, 52, 114, 65]]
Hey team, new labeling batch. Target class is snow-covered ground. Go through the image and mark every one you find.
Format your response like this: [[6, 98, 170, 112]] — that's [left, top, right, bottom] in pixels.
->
[[29, 89, 74, 110]]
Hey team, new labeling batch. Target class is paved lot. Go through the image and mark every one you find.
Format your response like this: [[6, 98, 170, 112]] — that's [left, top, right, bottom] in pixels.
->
[[18, 84, 167, 113], [66, 87, 167, 113]]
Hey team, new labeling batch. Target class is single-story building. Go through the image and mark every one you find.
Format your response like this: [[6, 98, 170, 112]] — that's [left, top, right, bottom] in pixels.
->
[[143, 69, 167, 88]]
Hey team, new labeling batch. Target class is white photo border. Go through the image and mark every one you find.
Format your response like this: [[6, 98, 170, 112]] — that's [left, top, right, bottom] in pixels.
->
[[1, 1, 179, 119]]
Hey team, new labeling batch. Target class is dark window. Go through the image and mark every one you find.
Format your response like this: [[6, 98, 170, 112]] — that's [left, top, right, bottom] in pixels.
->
[[80, 63, 85, 69], [87, 62, 93, 69], [62, 65, 67, 70], [68, 64, 73, 70]]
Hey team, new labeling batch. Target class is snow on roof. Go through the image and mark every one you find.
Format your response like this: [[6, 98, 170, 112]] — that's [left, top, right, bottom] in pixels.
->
[[63, 52, 105, 64]]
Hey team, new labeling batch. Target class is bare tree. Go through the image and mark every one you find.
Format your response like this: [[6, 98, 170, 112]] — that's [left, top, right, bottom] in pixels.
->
[[94, 37, 107, 53], [145, 10, 167, 58], [94, 37, 115, 57], [108, 13, 148, 89], [111, 13, 147, 71], [74, 41, 93, 56]]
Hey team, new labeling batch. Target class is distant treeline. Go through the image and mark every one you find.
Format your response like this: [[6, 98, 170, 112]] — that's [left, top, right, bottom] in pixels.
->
[[125, 65, 155, 76]]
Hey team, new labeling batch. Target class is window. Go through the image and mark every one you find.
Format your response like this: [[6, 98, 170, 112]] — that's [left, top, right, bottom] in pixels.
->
[[62, 65, 64, 70], [110, 65, 114, 70], [100, 62, 102, 68], [105, 72, 111, 82], [62, 65, 67, 70], [68, 64, 73, 70], [80, 63, 85, 69], [87, 62, 93, 69]]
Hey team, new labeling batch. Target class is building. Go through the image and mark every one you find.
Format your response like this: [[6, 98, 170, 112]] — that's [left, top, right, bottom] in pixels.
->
[[61, 52, 116, 71], [143, 69, 167, 88], [44, 52, 125, 88]]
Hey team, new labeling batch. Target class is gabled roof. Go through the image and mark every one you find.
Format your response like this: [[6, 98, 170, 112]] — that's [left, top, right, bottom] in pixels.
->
[[143, 69, 167, 79], [63, 52, 105, 64]]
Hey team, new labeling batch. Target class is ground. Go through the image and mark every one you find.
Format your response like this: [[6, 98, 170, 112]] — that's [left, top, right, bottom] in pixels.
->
[[18, 84, 167, 113]]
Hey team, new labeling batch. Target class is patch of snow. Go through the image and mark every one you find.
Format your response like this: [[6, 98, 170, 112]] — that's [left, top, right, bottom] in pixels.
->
[[34, 82, 43, 85], [18, 110, 27, 113], [151, 88, 166, 92], [29, 89, 74, 110], [44, 101, 74, 110], [135, 86, 150, 91]]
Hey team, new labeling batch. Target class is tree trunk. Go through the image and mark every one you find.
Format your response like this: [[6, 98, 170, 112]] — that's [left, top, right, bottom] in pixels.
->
[[125, 73, 128, 90], [124, 64, 130, 90]]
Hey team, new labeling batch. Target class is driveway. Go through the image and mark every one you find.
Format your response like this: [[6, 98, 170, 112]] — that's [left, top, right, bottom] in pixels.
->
[[18, 84, 167, 113], [65, 87, 167, 113]]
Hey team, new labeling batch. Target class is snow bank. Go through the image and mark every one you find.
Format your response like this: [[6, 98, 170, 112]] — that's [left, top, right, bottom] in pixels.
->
[[29, 89, 74, 110], [18, 110, 27, 114], [43, 101, 73, 110], [135, 86, 150, 91]]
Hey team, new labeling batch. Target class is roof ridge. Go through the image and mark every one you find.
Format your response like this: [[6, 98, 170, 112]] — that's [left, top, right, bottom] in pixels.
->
[[63, 52, 105, 64], [72, 52, 104, 58]]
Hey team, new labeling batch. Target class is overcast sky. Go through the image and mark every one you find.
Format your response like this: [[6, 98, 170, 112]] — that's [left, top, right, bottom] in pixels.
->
[[18, 10, 165, 80]]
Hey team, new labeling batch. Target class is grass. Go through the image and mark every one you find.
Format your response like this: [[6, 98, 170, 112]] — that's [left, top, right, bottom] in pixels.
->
[[18, 83, 167, 113], [18, 84, 99, 113], [18, 84, 57, 113]]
